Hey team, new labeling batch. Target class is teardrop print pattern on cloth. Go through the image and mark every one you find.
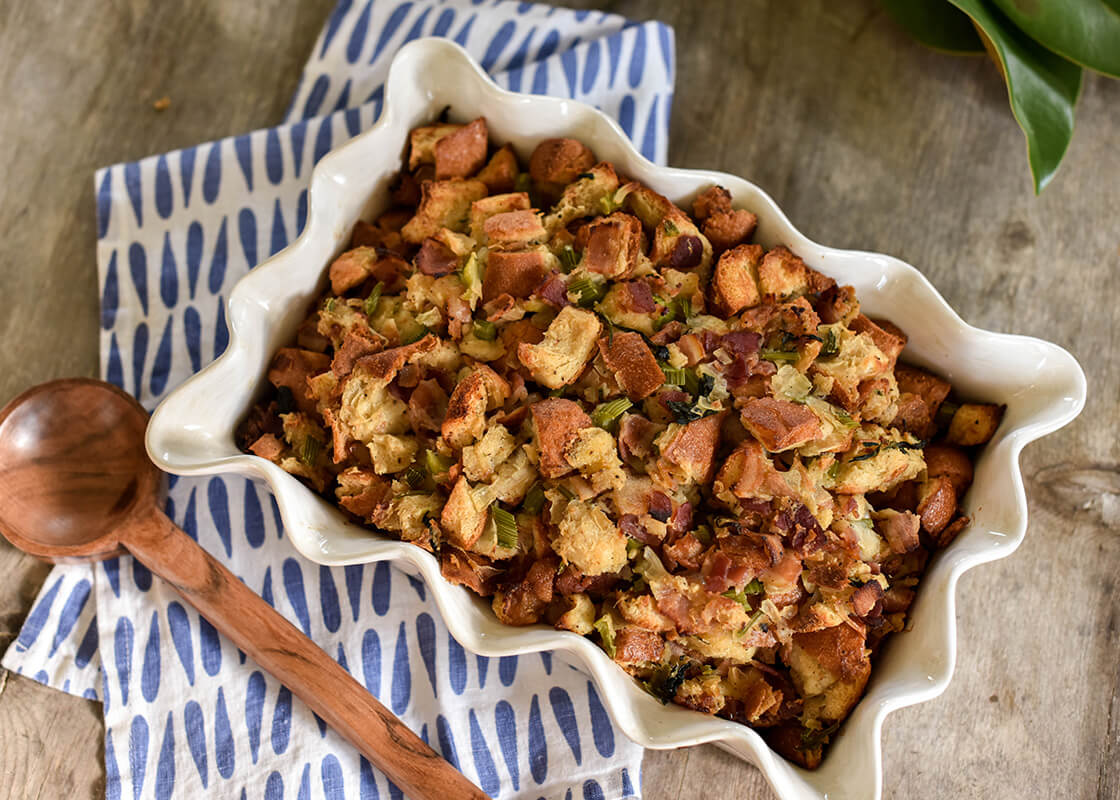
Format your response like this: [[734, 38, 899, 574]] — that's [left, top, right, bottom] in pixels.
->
[[2, 2, 672, 798]]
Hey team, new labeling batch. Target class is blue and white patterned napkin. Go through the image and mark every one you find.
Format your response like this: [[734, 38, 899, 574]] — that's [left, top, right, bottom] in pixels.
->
[[3, 2, 675, 798]]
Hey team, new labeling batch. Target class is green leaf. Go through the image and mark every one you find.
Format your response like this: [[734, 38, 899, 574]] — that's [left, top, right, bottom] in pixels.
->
[[948, 0, 1083, 192], [881, 0, 986, 52], [990, 0, 1120, 77]]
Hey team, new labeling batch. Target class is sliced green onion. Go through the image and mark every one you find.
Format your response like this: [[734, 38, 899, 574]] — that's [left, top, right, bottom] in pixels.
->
[[761, 349, 800, 364], [662, 219, 679, 236], [591, 397, 632, 429], [626, 538, 643, 557], [492, 504, 519, 550], [820, 327, 839, 358], [521, 483, 546, 516], [401, 325, 429, 345], [567, 277, 605, 307], [363, 281, 384, 317], [558, 245, 580, 272], [424, 450, 454, 477], [402, 464, 427, 488], [323, 297, 336, 312], [299, 437, 322, 466], [593, 614, 616, 658], [473, 319, 497, 340], [661, 366, 689, 386]]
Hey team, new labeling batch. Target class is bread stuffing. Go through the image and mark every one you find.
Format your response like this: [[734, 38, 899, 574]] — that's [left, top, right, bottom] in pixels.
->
[[238, 117, 1004, 768]]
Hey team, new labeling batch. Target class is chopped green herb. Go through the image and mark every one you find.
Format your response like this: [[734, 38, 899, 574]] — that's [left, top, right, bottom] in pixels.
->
[[323, 297, 336, 312], [424, 450, 454, 477], [799, 720, 841, 751], [299, 436, 322, 466], [593, 615, 616, 658], [491, 504, 519, 550], [626, 538, 643, 557], [521, 483, 545, 516], [820, 327, 839, 358], [662, 219, 680, 236], [642, 661, 689, 704], [472, 319, 497, 340], [761, 348, 800, 364], [514, 172, 531, 193], [401, 325, 429, 345], [665, 399, 716, 425], [402, 464, 427, 489], [849, 443, 881, 463], [826, 461, 841, 482], [568, 276, 606, 307], [591, 397, 633, 429], [722, 580, 764, 610], [558, 245, 580, 272], [363, 281, 384, 317]]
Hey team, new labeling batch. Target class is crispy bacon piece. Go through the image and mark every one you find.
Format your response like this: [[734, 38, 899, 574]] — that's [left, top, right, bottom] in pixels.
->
[[851, 581, 884, 618], [415, 237, 459, 276], [739, 397, 822, 452], [536, 273, 570, 308], [407, 378, 449, 433], [618, 413, 660, 463], [621, 280, 658, 313], [554, 563, 622, 597], [875, 509, 921, 555], [249, 433, 285, 461], [598, 331, 665, 401]]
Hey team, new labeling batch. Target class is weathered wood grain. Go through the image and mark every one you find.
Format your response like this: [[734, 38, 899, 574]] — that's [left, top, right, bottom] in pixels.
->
[[2, 0, 1118, 798]]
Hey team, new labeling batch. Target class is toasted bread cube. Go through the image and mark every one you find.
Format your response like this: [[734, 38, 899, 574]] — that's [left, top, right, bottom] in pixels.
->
[[441, 475, 489, 549], [832, 432, 925, 495], [408, 123, 461, 169], [462, 424, 517, 482], [789, 624, 871, 724], [441, 364, 511, 450], [366, 434, 419, 475], [816, 284, 860, 325], [692, 185, 733, 220], [597, 330, 664, 401], [483, 209, 547, 248], [916, 475, 956, 535], [530, 397, 592, 479], [517, 306, 602, 389], [614, 627, 666, 666], [555, 593, 596, 635], [267, 348, 330, 415], [923, 444, 973, 495], [712, 244, 763, 315], [740, 397, 822, 452], [849, 314, 907, 368], [580, 212, 642, 278], [947, 403, 1004, 446], [529, 137, 597, 196], [434, 117, 488, 179], [401, 178, 488, 244], [482, 246, 554, 302], [564, 427, 626, 495], [757, 246, 809, 300], [553, 500, 627, 576], [702, 208, 758, 254], [657, 412, 725, 485], [476, 143, 519, 194], [469, 192, 531, 239], [545, 162, 620, 230]]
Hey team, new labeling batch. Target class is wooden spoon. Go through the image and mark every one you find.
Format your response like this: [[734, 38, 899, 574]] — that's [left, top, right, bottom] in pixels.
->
[[0, 378, 488, 800]]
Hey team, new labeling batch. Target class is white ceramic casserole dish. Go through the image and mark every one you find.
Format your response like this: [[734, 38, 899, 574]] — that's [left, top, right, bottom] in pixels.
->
[[146, 37, 1086, 800]]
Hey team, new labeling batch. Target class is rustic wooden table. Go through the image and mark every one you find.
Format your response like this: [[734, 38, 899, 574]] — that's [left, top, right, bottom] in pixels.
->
[[1, 1, 1117, 798]]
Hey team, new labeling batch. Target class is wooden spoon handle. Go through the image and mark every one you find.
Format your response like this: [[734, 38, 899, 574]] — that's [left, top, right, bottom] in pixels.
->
[[123, 507, 488, 800]]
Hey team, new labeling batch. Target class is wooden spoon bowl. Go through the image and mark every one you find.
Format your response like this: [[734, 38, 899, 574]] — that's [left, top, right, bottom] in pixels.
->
[[0, 378, 486, 800]]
